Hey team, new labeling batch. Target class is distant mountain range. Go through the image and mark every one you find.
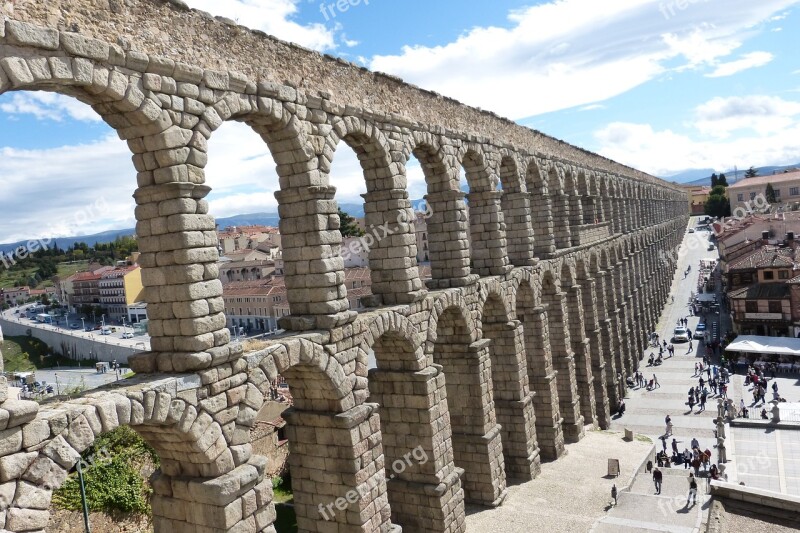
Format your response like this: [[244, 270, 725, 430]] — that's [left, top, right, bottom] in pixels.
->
[[0, 203, 367, 255], [4, 164, 799, 255], [662, 163, 800, 186]]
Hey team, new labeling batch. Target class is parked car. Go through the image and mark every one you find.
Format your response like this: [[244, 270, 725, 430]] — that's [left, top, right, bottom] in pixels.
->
[[69, 323, 81, 329], [100, 328, 111, 335], [693, 323, 706, 339], [122, 332, 134, 339], [672, 326, 690, 342], [707, 244, 715, 251], [688, 228, 695, 233]]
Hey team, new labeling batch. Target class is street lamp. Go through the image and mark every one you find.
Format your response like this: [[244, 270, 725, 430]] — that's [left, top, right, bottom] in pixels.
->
[[101, 314, 106, 327], [81, 318, 85, 332]]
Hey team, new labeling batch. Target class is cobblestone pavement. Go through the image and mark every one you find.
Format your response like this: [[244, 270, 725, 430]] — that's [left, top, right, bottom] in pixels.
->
[[465, 430, 653, 533], [600, 219, 720, 532]]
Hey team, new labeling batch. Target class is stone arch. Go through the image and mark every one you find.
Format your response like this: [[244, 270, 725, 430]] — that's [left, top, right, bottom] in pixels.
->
[[526, 158, 556, 256], [425, 290, 478, 353], [541, 267, 584, 442], [6, 375, 270, 533], [459, 145, 511, 276], [563, 169, 583, 246], [353, 310, 466, 532], [479, 287, 541, 481], [458, 144, 494, 192], [408, 132, 473, 287], [325, 116, 426, 305], [546, 163, 572, 249], [515, 274, 564, 461], [431, 303, 507, 505], [245, 339, 394, 532], [498, 152, 536, 266]]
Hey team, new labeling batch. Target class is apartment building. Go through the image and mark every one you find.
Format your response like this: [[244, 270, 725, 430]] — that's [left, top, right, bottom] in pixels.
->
[[727, 169, 800, 212]]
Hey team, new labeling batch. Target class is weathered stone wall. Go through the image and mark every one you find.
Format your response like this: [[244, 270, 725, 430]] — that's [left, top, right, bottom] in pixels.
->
[[0, 6, 691, 533], [3, 0, 681, 187]]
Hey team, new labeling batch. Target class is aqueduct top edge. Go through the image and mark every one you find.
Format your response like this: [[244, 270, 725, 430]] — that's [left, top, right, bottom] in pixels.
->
[[3, 0, 682, 192]]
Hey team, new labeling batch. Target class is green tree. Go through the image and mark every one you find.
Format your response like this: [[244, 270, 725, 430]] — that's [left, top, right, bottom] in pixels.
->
[[338, 208, 365, 237], [718, 173, 728, 187], [766, 183, 777, 203], [745, 166, 758, 178], [705, 185, 731, 218], [710, 173, 719, 188]]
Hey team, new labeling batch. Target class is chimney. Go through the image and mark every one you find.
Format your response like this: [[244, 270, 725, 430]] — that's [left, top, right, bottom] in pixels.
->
[[788, 232, 795, 241], [762, 231, 770, 240]]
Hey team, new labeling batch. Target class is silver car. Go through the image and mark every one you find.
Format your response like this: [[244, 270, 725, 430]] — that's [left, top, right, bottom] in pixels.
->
[[672, 326, 690, 342]]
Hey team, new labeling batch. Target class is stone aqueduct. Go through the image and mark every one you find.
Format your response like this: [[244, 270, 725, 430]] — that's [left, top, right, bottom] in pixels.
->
[[0, 2, 690, 532]]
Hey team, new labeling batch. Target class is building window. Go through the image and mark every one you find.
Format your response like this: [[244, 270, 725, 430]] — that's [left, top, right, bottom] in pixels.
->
[[768, 301, 782, 313], [763, 271, 774, 280], [737, 194, 744, 202], [745, 301, 758, 313], [779, 270, 790, 280], [791, 187, 799, 196], [774, 189, 781, 198]]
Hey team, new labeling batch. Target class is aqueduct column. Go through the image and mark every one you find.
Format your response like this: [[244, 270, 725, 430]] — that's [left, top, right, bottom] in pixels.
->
[[424, 190, 476, 289], [131, 127, 237, 373], [502, 191, 537, 266], [581, 275, 611, 428], [531, 191, 556, 257], [542, 289, 584, 443], [362, 188, 427, 305], [519, 304, 565, 461], [467, 190, 513, 276], [483, 319, 541, 481], [566, 284, 597, 427]]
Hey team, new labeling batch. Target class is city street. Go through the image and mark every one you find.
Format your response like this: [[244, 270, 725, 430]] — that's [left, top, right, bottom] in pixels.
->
[[611, 218, 728, 447], [0, 304, 150, 351]]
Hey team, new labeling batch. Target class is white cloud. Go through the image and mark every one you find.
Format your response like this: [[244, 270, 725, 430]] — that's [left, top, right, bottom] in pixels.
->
[[0, 92, 101, 122], [705, 51, 774, 77], [369, 0, 800, 119], [183, 0, 336, 51], [595, 94, 800, 174], [594, 120, 800, 177], [693, 95, 800, 138], [580, 104, 606, 111], [0, 135, 136, 243]]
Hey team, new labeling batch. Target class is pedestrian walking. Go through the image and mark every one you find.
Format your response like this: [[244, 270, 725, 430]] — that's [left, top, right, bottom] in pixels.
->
[[611, 483, 618, 506], [654, 374, 660, 389], [688, 394, 695, 412], [653, 467, 663, 495], [687, 473, 698, 505], [665, 414, 672, 436], [672, 438, 679, 455]]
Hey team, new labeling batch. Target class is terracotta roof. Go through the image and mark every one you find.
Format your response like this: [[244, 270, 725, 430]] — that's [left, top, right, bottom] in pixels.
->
[[727, 169, 800, 190], [728, 283, 791, 299], [728, 246, 796, 272], [71, 272, 102, 281]]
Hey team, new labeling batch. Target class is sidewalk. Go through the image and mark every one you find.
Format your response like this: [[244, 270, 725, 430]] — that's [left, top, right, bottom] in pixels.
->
[[605, 220, 725, 532]]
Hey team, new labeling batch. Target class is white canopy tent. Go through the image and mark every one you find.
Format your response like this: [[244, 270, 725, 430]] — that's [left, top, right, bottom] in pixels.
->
[[725, 335, 800, 357]]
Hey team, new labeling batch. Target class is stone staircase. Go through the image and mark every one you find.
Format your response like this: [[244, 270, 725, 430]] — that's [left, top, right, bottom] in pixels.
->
[[593, 466, 708, 532]]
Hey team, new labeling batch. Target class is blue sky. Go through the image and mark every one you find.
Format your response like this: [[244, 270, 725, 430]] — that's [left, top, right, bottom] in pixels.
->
[[1, 0, 799, 242]]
